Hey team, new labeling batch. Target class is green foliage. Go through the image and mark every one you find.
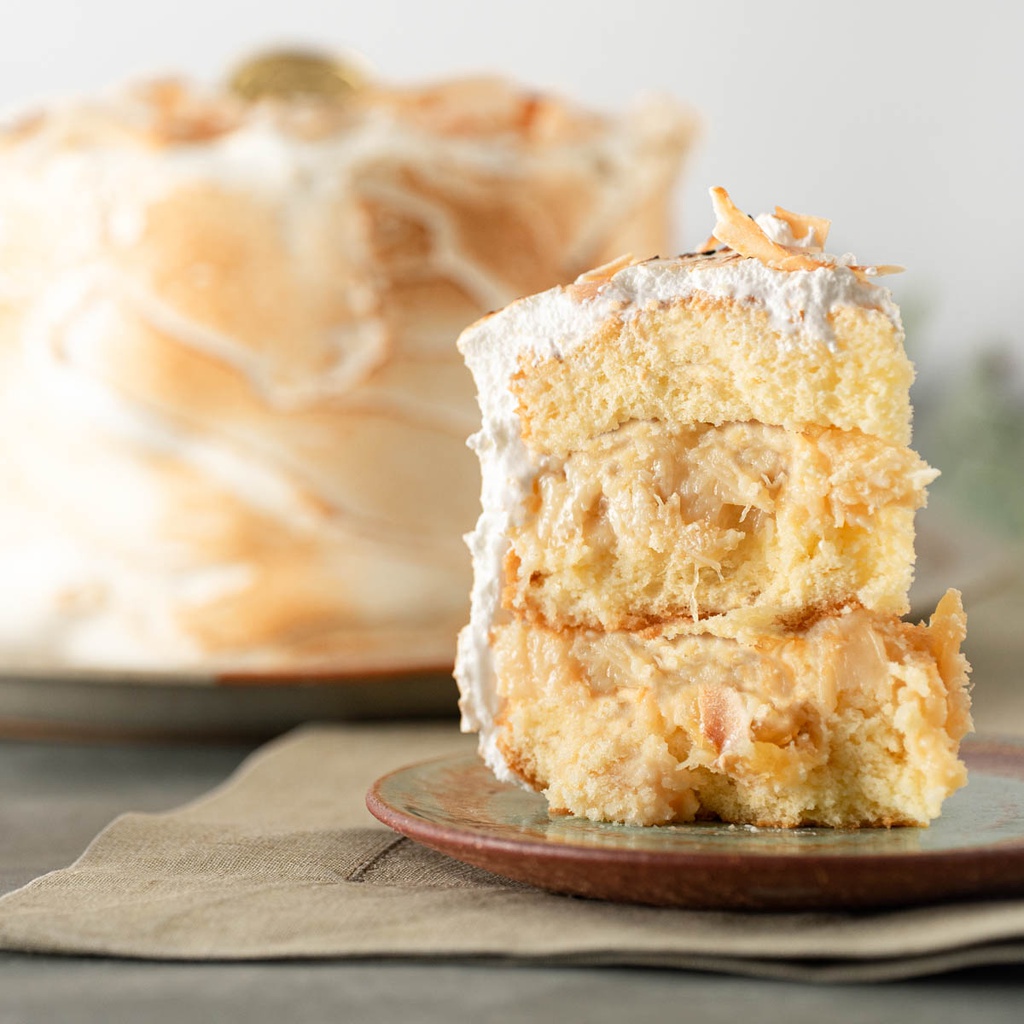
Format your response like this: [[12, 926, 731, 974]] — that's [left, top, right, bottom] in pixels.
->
[[916, 347, 1024, 539]]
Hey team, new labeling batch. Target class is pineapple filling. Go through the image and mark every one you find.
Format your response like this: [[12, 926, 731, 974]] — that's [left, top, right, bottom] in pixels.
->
[[504, 420, 934, 629], [491, 591, 970, 827]]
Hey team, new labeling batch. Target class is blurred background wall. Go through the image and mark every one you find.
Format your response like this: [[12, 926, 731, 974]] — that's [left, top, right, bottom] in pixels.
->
[[1, 0, 1022, 387]]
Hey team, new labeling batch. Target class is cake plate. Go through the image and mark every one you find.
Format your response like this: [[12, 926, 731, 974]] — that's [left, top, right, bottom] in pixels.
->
[[367, 737, 1024, 911]]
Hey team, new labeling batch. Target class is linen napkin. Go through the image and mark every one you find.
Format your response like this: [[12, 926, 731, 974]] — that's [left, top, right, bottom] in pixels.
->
[[2, 723, 1023, 983]]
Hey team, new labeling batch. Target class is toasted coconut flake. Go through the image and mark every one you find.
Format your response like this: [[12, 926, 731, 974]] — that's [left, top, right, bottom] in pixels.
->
[[772, 205, 831, 251], [568, 253, 640, 300], [707, 187, 900, 279], [575, 253, 637, 285], [849, 263, 904, 282], [709, 187, 821, 272]]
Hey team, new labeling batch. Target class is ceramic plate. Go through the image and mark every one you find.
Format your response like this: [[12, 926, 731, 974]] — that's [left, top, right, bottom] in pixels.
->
[[367, 738, 1024, 911]]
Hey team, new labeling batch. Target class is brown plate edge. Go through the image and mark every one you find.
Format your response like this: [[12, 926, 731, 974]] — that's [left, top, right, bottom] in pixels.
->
[[366, 738, 1024, 912]]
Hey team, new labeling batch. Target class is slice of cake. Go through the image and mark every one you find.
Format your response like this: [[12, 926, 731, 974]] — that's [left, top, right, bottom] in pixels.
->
[[0, 68, 694, 673], [455, 187, 972, 828]]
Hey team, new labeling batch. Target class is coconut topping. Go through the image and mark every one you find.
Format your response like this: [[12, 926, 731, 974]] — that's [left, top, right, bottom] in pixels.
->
[[708, 187, 903, 282]]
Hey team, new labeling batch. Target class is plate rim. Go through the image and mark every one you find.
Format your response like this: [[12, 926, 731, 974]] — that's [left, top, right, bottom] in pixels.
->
[[366, 736, 1024, 909]]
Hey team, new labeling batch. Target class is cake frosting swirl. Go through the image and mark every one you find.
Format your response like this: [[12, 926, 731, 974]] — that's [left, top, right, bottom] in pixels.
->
[[0, 75, 695, 672]]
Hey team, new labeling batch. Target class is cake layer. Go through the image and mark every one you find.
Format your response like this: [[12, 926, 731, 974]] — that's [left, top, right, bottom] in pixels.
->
[[504, 420, 936, 629], [489, 590, 971, 827], [507, 281, 913, 458]]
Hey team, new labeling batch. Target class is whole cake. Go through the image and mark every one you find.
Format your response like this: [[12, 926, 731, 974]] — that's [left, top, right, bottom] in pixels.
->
[[0, 68, 694, 672], [456, 187, 972, 827]]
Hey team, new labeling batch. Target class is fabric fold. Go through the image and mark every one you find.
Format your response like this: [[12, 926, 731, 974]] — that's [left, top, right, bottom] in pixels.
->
[[2, 724, 1023, 982]]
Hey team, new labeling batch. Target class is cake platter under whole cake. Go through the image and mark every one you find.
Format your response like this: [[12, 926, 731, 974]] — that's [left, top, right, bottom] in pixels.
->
[[367, 737, 1024, 911]]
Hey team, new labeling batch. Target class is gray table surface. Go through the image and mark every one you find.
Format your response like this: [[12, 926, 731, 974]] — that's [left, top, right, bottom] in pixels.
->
[[2, 736, 1023, 1023], [3, 570, 1024, 1023]]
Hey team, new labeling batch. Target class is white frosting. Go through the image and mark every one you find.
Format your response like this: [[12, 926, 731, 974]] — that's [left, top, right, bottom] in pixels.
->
[[454, 250, 902, 778], [0, 81, 690, 671], [459, 253, 899, 362]]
